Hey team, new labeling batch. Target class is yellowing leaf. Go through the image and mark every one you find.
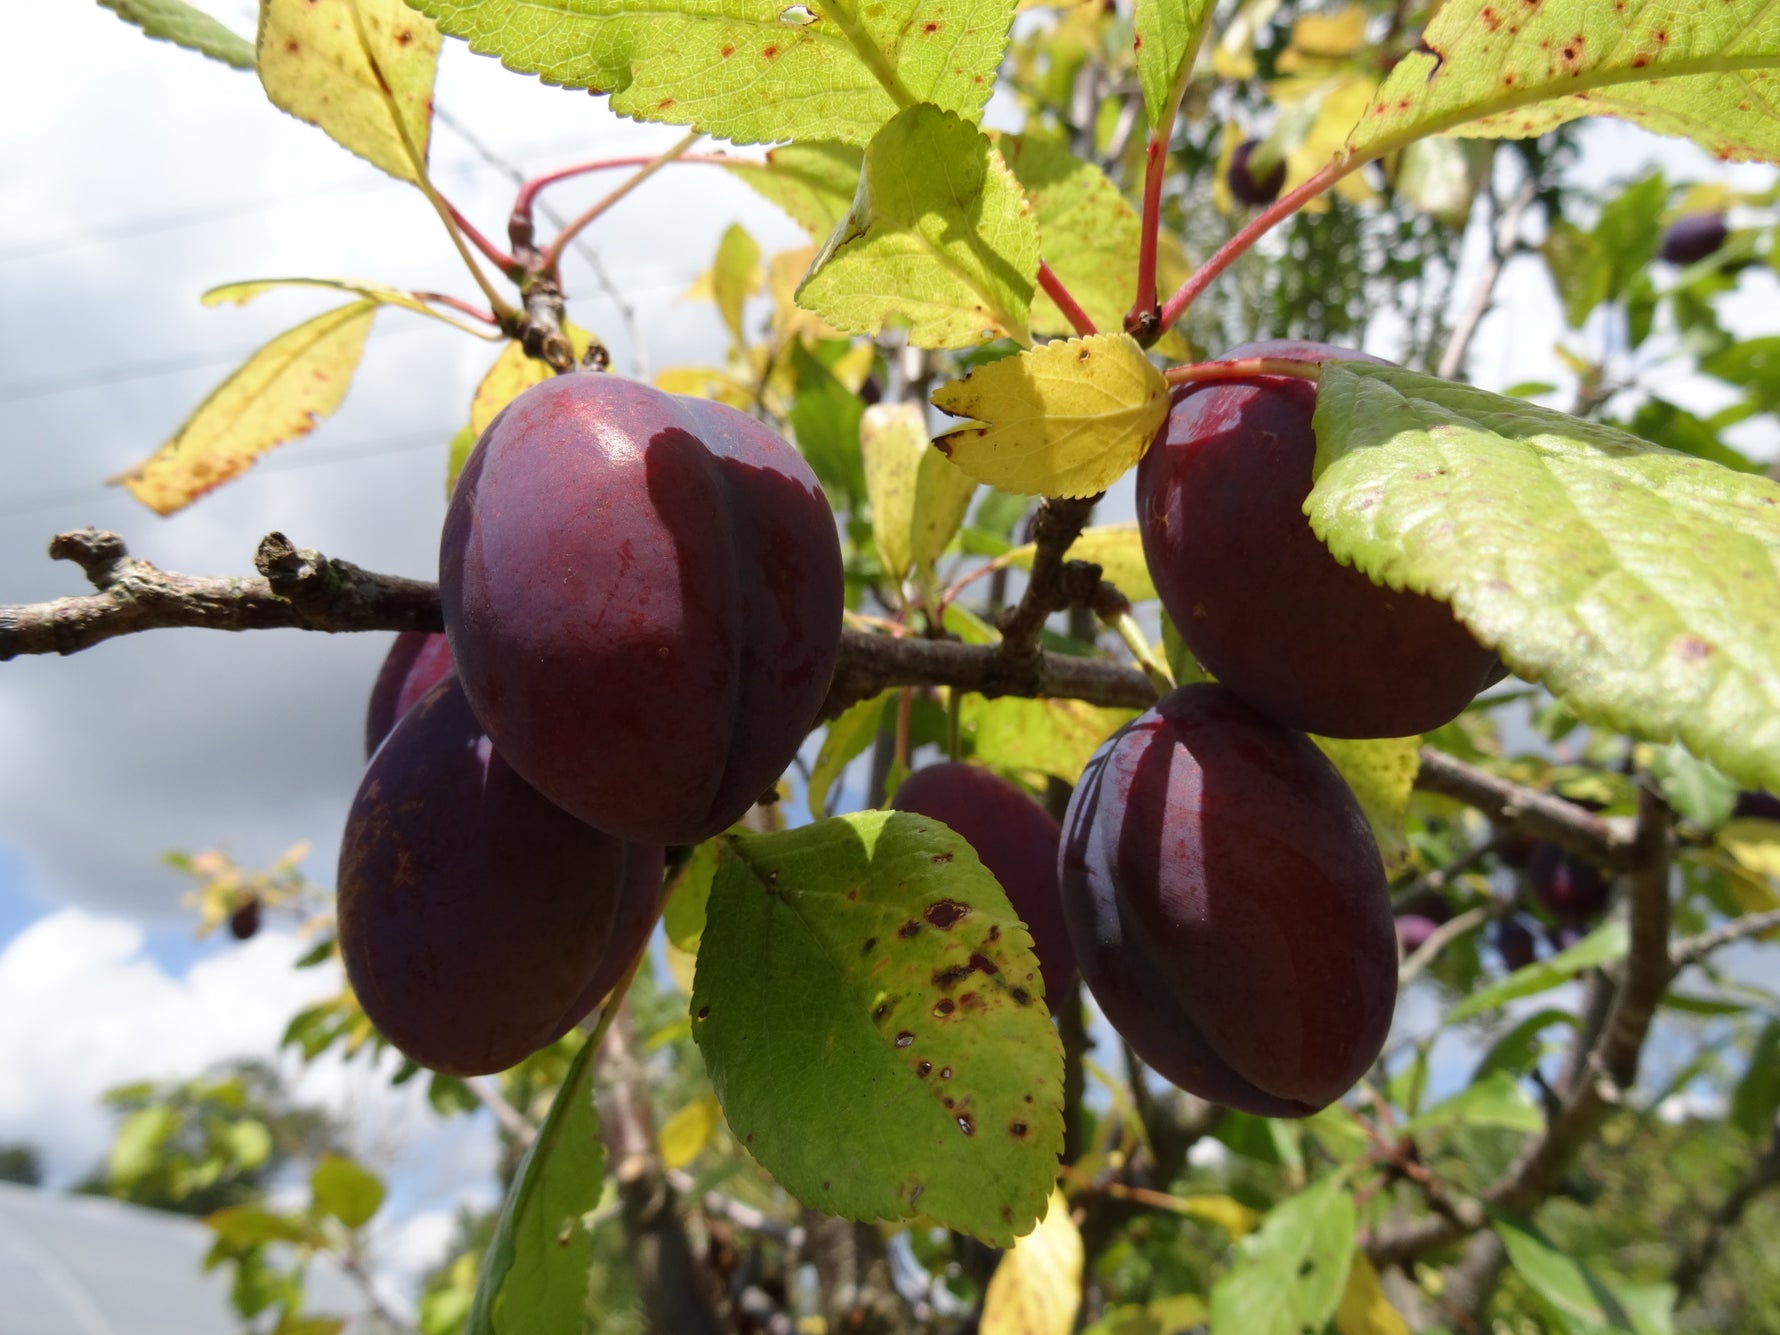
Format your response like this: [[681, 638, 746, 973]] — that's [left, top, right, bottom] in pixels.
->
[[1336, 1254, 1410, 1335], [1311, 736, 1420, 875], [932, 334, 1168, 498], [1178, 1192, 1261, 1240], [861, 403, 977, 586], [258, 0, 440, 184], [798, 105, 1039, 350], [1004, 523, 1156, 603], [658, 1094, 723, 1170], [981, 1188, 1082, 1335], [1212, 0, 1282, 80], [469, 325, 599, 437], [687, 224, 763, 347], [1272, 72, 1381, 206], [1713, 819, 1780, 919], [118, 300, 376, 514], [202, 277, 496, 338], [729, 143, 865, 241], [961, 695, 1136, 784], [1276, 4, 1369, 73], [654, 366, 757, 411], [1347, 0, 1780, 166]]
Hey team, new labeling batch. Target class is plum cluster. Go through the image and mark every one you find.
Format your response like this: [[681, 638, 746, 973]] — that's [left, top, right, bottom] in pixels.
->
[[1058, 341, 1509, 1116], [336, 374, 844, 1076]]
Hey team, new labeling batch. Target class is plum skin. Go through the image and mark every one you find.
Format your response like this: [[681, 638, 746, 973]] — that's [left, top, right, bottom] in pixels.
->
[[441, 373, 844, 846], [338, 676, 640, 1077], [365, 630, 454, 758], [1527, 842, 1610, 922], [1659, 213, 1728, 266], [1137, 339, 1503, 739], [1228, 140, 1286, 207], [891, 762, 1075, 1004], [1059, 684, 1397, 1117]]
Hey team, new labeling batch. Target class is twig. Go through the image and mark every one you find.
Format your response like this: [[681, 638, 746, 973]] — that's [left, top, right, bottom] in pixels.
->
[[1437, 168, 1537, 382], [1413, 748, 1641, 869], [467, 1077, 537, 1150], [1039, 261, 1098, 337], [540, 131, 703, 276], [994, 497, 1104, 663], [1669, 907, 1780, 971], [664, 1168, 799, 1246], [1399, 906, 1489, 986]]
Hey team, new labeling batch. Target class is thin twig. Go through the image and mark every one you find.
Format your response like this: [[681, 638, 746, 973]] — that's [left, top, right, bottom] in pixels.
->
[[1669, 907, 1780, 971], [1437, 169, 1537, 382], [1399, 906, 1489, 986]]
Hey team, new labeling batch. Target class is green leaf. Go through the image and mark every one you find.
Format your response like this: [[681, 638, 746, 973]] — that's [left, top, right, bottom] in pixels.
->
[[409, 0, 1011, 147], [108, 1106, 176, 1187], [1133, 0, 1214, 131], [1650, 743, 1740, 829], [117, 300, 377, 514], [1447, 921, 1629, 1025], [1730, 1018, 1780, 1138], [799, 105, 1039, 349], [728, 143, 864, 240], [932, 334, 1170, 497], [1345, 0, 1780, 166], [862, 402, 977, 587], [1623, 398, 1760, 474], [205, 1205, 319, 1249], [258, 0, 440, 184], [225, 1119, 273, 1172], [691, 813, 1065, 1246], [1400, 1071, 1543, 1137], [786, 340, 868, 509], [707, 223, 763, 346], [1309, 363, 1780, 794], [468, 1036, 604, 1335], [1493, 1210, 1676, 1334], [809, 696, 889, 821], [1473, 1008, 1580, 1080], [996, 133, 1144, 337], [1310, 736, 1419, 876], [97, 0, 256, 69], [1209, 1174, 1357, 1335], [960, 695, 1137, 785], [663, 838, 723, 951], [310, 1153, 385, 1229], [1003, 523, 1156, 603]]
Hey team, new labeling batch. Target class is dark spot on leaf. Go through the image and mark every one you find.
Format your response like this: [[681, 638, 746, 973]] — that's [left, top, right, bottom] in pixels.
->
[[939, 1066, 952, 1079], [394, 27, 413, 44], [822, 1181, 830, 1191], [923, 20, 939, 31], [916, 1060, 932, 1076], [943, 1095, 955, 1108], [1298, 1259, 1316, 1277], [721, 43, 736, 55], [746, 1133, 755, 1143], [1010, 1121, 1028, 1137], [1001, 1206, 1013, 1221], [696, 1006, 710, 1019], [846, 887, 858, 900], [659, 98, 675, 108], [898, 920, 922, 939], [762, 43, 780, 57], [873, 1000, 893, 1021], [925, 899, 969, 929], [933, 998, 956, 1017], [933, 963, 973, 989], [985, 925, 999, 943], [862, 936, 877, 953], [957, 1114, 975, 1135], [931, 851, 954, 864], [968, 952, 997, 975], [1024, 1094, 1034, 1103], [895, 1030, 915, 1047], [1009, 987, 1032, 1006]]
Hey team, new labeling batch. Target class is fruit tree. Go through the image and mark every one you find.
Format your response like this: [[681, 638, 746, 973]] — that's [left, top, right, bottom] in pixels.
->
[[9, 0, 1780, 1330]]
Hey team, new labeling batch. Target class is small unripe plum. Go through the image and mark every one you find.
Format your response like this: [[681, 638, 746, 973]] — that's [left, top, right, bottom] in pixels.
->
[[1137, 340, 1503, 738], [441, 373, 844, 845], [337, 677, 633, 1076], [1527, 842, 1609, 922], [891, 762, 1074, 1004], [1227, 139, 1286, 207], [1659, 213, 1728, 266], [1734, 790, 1780, 823], [1495, 917, 1537, 972], [228, 897, 262, 941], [1059, 684, 1396, 1117], [365, 631, 454, 758]]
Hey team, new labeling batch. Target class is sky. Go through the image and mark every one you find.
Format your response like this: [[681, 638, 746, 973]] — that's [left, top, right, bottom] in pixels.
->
[[3, 0, 1778, 1319]]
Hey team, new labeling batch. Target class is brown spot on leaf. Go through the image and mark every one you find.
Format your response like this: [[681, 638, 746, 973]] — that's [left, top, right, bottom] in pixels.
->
[[873, 1000, 893, 1021], [967, 952, 997, 975], [916, 1060, 932, 1076], [696, 1005, 710, 1019], [1675, 635, 1713, 661], [1009, 987, 1032, 1006], [721, 43, 736, 56], [925, 899, 969, 929], [957, 1114, 975, 1135], [931, 851, 954, 864], [898, 919, 921, 939], [895, 1029, 915, 1047], [862, 936, 877, 954], [762, 43, 780, 58], [1010, 1121, 1029, 1138], [933, 998, 956, 1017], [932, 964, 973, 990]]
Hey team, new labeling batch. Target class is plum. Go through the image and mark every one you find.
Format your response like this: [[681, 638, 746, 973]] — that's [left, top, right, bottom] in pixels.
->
[[565, 843, 667, 1018], [1527, 842, 1610, 922], [337, 676, 633, 1077], [365, 630, 454, 758], [1495, 917, 1537, 971], [1659, 213, 1728, 266], [228, 897, 262, 942], [441, 373, 844, 846], [1395, 914, 1441, 954], [891, 762, 1075, 1003], [1227, 139, 1286, 207], [1137, 339, 1503, 738], [1734, 790, 1780, 823], [1059, 684, 1396, 1117]]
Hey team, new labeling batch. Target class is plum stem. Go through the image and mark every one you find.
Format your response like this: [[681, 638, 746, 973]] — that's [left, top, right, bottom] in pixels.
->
[[1125, 133, 1169, 345], [540, 131, 704, 277], [509, 149, 741, 257], [1104, 609, 1173, 698], [1039, 261, 1098, 337], [1163, 356, 1326, 387], [439, 198, 521, 280]]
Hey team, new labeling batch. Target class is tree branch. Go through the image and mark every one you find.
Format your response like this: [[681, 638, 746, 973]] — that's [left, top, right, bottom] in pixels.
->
[[1413, 748, 1641, 870], [1669, 907, 1780, 971]]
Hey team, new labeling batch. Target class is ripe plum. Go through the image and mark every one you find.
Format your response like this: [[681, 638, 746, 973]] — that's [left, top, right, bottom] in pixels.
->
[[1659, 213, 1728, 266], [1227, 140, 1286, 207], [441, 373, 844, 845], [1059, 684, 1396, 1117], [365, 630, 454, 757], [891, 762, 1075, 1003], [1137, 340, 1502, 738], [1527, 842, 1610, 922], [337, 677, 632, 1076]]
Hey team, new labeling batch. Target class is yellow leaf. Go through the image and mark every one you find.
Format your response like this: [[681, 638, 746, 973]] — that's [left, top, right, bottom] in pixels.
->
[[961, 696, 1136, 783], [203, 276, 495, 338], [1177, 1192, 1261, 1240], [257, 0, 440, 184], [768, 248, 846, 347], [469, 325, 598, 438], [663, 939, 699, 995], [654, 366, 757, 411], [932, 334, 1169, 498], [1311, 735, 1421, 875], [1276, 4, 1370, 72], [1003, 523, 1156, 603], [118, 300, 377, 514], [1271, 72, 1382, 206], [1212, 0, 1282, 79], [861, 403, 977, 585], [658, 1094, 723, 1171], [1336, 1253, 1410, 1335], [981, 1188, 1082, 1335], [1713, 819, 1780, 919]]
